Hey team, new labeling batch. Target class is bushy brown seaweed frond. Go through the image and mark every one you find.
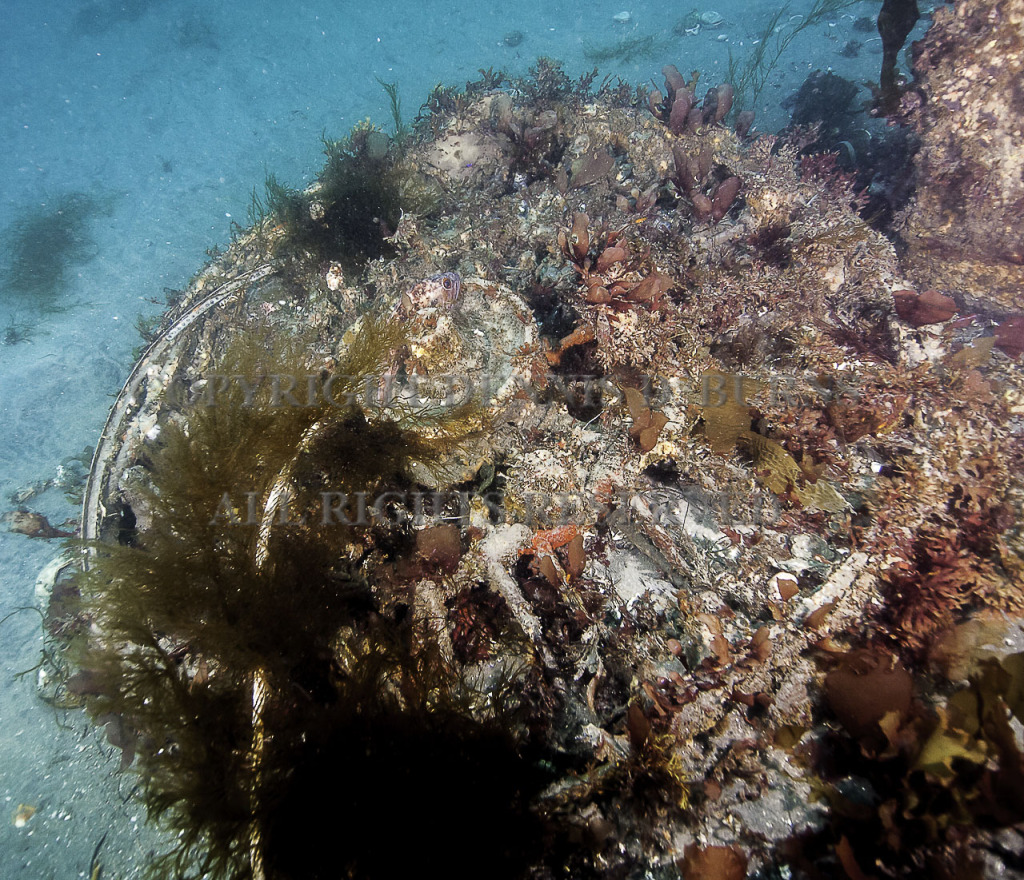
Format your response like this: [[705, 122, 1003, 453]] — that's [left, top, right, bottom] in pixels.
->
[[72, 313, 500, 880], [880, 481, 1020, 660]]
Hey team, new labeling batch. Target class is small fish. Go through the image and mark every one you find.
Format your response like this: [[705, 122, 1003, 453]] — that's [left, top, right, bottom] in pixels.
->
[[13, 803, 35, 827]]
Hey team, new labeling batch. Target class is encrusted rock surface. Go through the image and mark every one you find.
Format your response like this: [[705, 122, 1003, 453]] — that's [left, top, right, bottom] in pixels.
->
[[897, 0, 1024, 312]]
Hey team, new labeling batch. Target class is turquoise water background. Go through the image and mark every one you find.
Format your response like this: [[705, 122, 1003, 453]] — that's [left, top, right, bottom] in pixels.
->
[[0, 1, 921, 875]]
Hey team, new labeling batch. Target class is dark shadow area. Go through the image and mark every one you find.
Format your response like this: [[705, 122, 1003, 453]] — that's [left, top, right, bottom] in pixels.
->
[[1, 190, 111, 313]]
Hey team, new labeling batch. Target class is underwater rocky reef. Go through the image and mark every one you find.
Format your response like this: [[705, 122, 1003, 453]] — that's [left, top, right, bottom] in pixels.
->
[[18, 0, 1024, 877]]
